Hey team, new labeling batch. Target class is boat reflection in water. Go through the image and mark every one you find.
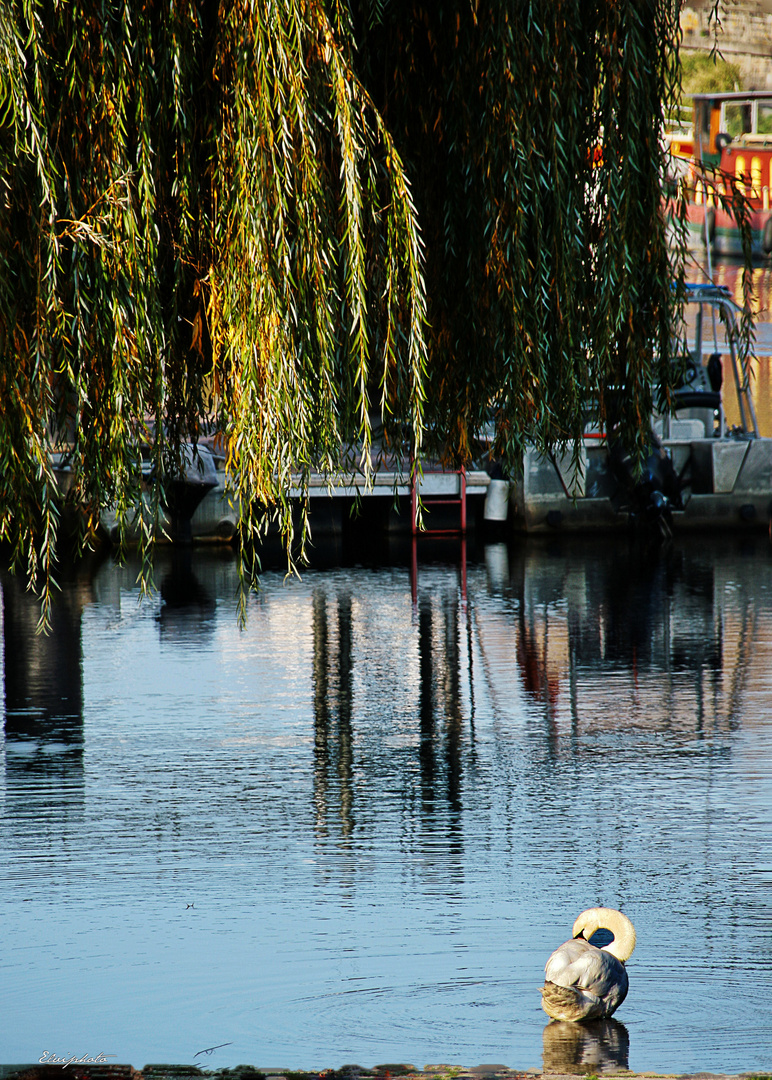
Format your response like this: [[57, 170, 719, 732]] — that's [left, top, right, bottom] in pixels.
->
[[1, 535, 771, 1072], [542, 1018, 629, 1075], [479, 535, 762, 743], [158, 549, 218, 642]]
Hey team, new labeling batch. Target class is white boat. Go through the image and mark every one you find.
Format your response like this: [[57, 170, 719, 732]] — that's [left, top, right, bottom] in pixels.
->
[[510, 283, 771, 535]]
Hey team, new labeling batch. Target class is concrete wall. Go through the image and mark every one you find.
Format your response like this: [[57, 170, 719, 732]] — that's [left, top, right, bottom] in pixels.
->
[[681, 0, 772, 91]]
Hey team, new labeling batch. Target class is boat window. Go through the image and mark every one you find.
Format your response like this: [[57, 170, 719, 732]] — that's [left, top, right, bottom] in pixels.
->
[[723, 102, 753, 136], [735, 154, 747, 194], [752, 156, 762, 197], [694, 99, 711, 151]]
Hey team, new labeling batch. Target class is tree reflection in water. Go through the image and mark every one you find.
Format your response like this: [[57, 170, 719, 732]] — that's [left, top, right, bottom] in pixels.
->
[[1, 564, 89, 811], [311, 563, 470, 842], [418, 589, 465, 817], [312, 589, 355, 839]]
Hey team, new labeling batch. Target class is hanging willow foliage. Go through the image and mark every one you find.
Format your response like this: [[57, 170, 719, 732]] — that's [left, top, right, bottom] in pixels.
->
[[1, 0, 693, 616], [0, 0, 427, 616], [351, 0, 688, 464]]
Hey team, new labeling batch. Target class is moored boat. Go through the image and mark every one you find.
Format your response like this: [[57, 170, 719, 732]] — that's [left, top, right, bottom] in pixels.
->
[[682, 90, 772, 258], [510, 283, 772, 534]]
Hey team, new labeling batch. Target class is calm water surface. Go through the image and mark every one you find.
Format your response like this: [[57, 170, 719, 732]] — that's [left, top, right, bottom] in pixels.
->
[[1, 538, 771, 1072]]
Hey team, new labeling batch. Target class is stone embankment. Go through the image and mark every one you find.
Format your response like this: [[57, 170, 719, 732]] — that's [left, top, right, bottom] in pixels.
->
[[0, 1062, 766, 1080], [681, 0, 772, 89]]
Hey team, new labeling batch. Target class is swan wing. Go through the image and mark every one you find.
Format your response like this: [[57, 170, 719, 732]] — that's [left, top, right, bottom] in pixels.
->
[[544, 938, 629, 1013], [540, 980, 603, 1022]]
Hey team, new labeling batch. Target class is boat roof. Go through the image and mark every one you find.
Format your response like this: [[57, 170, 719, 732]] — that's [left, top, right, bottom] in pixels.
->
[[691, 90, 772, 102]]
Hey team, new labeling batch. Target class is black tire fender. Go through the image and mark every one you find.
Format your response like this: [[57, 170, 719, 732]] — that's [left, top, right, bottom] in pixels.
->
[[763, 216, 772, 256]]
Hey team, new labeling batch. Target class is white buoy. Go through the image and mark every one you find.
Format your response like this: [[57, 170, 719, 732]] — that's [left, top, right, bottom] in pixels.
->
[[484, 479, 510, 521]]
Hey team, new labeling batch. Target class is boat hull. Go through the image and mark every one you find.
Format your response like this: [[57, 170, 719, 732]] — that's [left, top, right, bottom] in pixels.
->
[[512, 438, 772, 533], [686, 202, 772, 259]]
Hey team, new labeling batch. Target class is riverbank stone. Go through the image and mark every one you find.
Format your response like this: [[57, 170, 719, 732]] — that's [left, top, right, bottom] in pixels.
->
[[0, 1066, 766, 1080]]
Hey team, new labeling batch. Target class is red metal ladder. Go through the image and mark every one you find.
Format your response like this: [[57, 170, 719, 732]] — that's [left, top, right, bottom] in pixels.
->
[[410, 465, 468, 610], [410, 465, 467, 536]]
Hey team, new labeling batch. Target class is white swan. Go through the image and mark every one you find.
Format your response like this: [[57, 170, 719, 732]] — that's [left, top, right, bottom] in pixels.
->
[[540, 907, 636, 1022]]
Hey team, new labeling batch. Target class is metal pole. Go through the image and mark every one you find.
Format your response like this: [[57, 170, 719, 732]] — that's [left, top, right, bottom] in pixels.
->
[[460, 466, 467, 534], [697, 114, 714, 281]]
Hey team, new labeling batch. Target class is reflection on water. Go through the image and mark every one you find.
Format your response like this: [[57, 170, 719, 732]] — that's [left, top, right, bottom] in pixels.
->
[[1, 538, 771, 1073], [1, 567, 88, 822], [313, 589, 355, 838], [158, 550, 217, 642], [542, 1018, 629, 1075], [488, 537, 762, 744], [707, 259, 772, 325], [690, 259, 772, 434]]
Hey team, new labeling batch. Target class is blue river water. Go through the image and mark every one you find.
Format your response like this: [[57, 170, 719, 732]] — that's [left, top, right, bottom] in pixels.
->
[[1, 535, 771, 1073]]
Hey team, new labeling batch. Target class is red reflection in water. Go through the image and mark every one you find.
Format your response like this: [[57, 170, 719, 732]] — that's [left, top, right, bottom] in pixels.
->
[[684, 259, 772, 434]]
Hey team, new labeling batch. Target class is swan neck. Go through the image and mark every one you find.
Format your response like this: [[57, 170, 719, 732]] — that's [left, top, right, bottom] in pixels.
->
[[572, 907, 636, 962], [602, 911, 636, 962]]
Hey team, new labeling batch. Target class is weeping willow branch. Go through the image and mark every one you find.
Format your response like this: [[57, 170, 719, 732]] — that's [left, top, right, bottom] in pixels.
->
[[1, 0, 702, 616], [0, 0, 428, 618], [352, 0, 690, 467]]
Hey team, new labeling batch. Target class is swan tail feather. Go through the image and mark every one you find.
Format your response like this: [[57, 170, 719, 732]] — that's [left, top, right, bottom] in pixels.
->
[[540, 981, 601, 1022]]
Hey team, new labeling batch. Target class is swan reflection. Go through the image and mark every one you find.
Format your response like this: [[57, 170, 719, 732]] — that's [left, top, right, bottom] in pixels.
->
[[542, 1016, 630, 1074]]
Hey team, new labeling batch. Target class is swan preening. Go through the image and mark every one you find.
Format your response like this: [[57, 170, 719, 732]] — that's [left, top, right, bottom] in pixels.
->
[[540, 907, 636, 1022]]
